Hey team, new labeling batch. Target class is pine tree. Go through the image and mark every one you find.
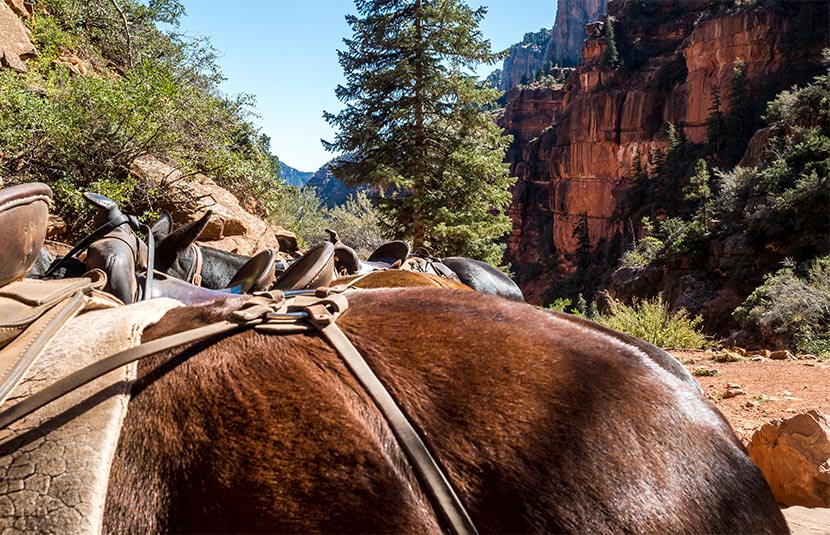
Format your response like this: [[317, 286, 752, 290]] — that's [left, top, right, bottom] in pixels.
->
[[723, 60, 755, 166], [603, 15, 619, 69], [323, 0, 514, 263], [705, 85, 724, 156], [684, 158, 712, 227]]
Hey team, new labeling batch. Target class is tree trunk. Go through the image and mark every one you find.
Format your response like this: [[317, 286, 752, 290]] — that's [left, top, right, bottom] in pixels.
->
[[412, 0, 426, 249]]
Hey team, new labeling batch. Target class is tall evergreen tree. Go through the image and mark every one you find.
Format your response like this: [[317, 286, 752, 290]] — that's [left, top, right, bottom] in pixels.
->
[[323, 0, 514, 264], [723, 60, 755, 166], [705, 85, 724, 156], [603, 15, 619, 69]]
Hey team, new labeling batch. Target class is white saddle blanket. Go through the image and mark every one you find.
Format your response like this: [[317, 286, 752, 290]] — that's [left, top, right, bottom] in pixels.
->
[[0, 298, 181, 534]]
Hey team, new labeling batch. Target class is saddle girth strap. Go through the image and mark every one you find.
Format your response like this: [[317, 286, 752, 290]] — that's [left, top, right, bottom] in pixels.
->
[[302, 293, 478, 535]]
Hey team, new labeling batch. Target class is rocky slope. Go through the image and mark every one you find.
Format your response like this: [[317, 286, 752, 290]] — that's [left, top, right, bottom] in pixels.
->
[[0, 0, 34, 72], [502, 0, 827, 318]]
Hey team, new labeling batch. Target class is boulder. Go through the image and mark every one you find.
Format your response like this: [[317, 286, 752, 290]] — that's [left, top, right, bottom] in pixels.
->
[[0, 0, 35, 72], [3, 0, 31, 19], [131, 155, 289, 256], [747, 410, 830, 507]]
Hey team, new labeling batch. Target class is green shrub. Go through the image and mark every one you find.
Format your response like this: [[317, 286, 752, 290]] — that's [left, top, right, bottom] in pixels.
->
[[546, 298, 573, 313], [594, 294, 708, 349], [268, 186, 329, 248], [0, 0, 285, 236], [734, 256, 830, 354]]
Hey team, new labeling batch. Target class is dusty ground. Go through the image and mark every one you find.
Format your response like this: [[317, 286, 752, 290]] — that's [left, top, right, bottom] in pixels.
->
[[674, 350, 830, 533], [672, 349, 830, 444]]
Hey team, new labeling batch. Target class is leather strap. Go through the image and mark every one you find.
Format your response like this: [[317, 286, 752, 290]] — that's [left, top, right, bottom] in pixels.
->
[[187, 243, 204, 287], [0, 318, 252, 429], [303, 293, 478, 535], [0, 290, 87, 405]]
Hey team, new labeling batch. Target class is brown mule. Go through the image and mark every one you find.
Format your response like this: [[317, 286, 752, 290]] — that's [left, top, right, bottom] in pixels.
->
[[102, 288, 787, 534], [332, 269, 473, 290]]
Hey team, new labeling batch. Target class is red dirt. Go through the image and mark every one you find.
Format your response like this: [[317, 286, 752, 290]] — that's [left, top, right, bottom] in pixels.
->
[[673, 349, 830, 444]]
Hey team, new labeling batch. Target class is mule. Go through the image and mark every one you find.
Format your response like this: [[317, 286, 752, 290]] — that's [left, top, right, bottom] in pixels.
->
[[332, 269, 474, 290], [441, 257, 523, 302], [151, 210, 279, 291], [102, 288, 787, 534]]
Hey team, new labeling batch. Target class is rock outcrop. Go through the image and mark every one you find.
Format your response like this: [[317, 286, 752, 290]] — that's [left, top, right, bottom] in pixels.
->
[[747, 410, 830, 508], [131, 155, 295, 256], [544, 0, 607, 67], [502, 0, 827, 311], [0, 0, 35, 72], [500, 43, 548, 91], [496, 0, 608, 92]]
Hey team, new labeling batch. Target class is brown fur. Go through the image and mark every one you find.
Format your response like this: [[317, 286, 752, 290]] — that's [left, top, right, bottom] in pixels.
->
[[104, 289, 788, 534], [333, 269, 473, 290]]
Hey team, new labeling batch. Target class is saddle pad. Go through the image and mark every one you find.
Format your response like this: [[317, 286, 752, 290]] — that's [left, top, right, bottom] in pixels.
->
[[0, 298, 181, 535], [0, 278, 100, 348]]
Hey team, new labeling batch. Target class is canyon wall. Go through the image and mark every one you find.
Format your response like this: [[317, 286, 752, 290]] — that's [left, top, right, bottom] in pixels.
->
[[544, 0, 607, 67], [498, 0, 608, 91], [503, 0, 827, 308]]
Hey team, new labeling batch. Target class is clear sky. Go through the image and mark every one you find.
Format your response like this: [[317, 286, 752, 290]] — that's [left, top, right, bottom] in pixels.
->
[[176, 1, 556, 173]]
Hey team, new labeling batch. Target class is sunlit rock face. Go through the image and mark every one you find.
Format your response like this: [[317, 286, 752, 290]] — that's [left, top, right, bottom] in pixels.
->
[[497, 0, 608, 93], [502, 0, 826, 306], [544, 0, 607, 68]]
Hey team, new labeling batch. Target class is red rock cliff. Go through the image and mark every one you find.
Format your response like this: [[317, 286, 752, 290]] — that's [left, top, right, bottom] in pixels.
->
[[503, 0, 827, 305], [545, 0, 607, 66]]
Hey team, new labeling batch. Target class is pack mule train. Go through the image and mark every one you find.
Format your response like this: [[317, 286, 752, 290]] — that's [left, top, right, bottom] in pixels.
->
[[0, 183, 787, 534], [34, 197, 524, 303]]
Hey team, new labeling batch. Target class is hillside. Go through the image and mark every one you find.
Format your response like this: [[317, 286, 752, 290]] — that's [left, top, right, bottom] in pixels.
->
[[279, 161, 314, 187], [0, 0, 286, 240]]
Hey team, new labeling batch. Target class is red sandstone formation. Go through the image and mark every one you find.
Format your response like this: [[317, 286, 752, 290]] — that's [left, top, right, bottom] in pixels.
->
[[503, 0, 826, 306]]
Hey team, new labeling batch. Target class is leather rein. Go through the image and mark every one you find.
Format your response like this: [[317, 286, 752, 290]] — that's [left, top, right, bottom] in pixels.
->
[[0, 287, 478, 535]]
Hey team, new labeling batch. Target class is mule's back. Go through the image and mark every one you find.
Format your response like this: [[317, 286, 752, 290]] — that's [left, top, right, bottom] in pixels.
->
[[332, 269, 472, 290], [105, 288, 786, 534]]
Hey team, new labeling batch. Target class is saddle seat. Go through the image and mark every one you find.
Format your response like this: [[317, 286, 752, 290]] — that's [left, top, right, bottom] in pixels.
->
[[272, 242, 336, 291], [0, 183, 52, 286], [227, 249, 276, 293]]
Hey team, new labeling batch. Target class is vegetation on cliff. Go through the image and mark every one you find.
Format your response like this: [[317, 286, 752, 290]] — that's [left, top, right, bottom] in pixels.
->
[[0, 0, 284, 235], [324, 0, 514, 265], [618, 51, 829, 350]]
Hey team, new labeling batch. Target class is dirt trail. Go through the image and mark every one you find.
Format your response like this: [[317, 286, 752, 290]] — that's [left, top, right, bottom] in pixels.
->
[[673, 350, 830, 444], [674, 350, 830, 535]]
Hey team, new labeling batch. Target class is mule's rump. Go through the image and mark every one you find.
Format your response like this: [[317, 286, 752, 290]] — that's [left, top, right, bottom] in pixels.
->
[[104, 288, 787, 534]]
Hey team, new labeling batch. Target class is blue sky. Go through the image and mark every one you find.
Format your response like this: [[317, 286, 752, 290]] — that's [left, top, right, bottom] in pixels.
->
[[176, 1, 556, 172]]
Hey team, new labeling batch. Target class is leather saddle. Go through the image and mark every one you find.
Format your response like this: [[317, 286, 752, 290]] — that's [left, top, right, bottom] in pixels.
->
[[0, 182, 52, 287], [272, 242, 336, 291], [326, 229, 410, 275], [45, 193, 284, 303], [0, 183, 120, 404], [326, 229, 458, 280]]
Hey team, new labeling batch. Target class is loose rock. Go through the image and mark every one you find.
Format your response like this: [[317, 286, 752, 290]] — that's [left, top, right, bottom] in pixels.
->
[[747, 410, 830, 507]]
